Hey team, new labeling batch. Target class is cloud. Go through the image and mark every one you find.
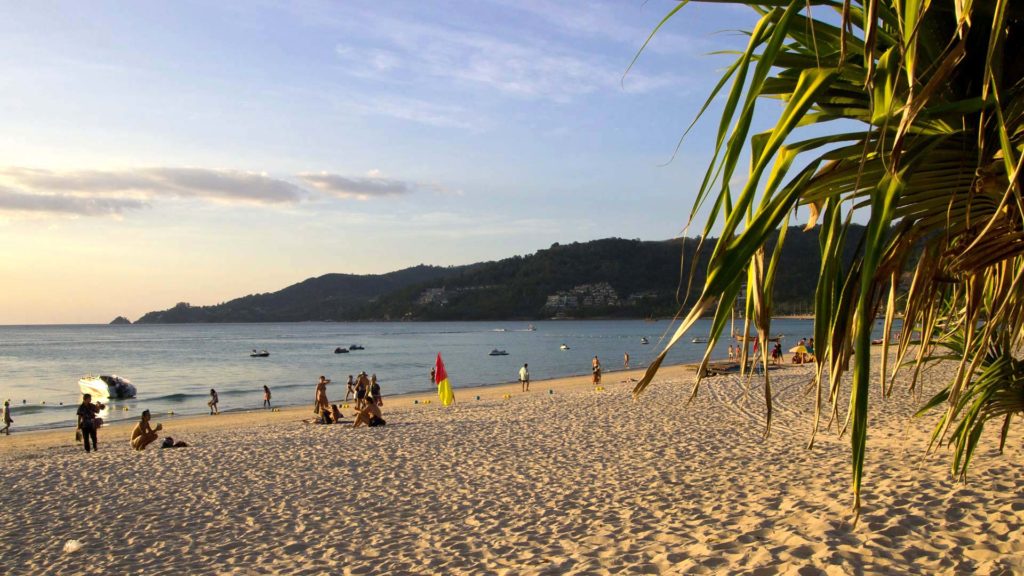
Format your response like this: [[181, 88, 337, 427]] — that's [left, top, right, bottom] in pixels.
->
[[331, 13, 684, 104], [298, 171, 411, 200], [0, 185, 148, 216], [0, 166, 445, 218], [0, 167, 305, 204]]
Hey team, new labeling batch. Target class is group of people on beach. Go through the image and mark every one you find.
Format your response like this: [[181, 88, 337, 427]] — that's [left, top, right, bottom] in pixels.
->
[[72, 393, 188, 453], [726, 337, 816, 367], [314, 372, 385, 427]]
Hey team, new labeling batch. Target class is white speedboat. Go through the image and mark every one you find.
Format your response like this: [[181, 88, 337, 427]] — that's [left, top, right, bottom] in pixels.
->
[[640, 337, 650, 345], [78, 375, 136, 399], [560, 344, 570, 350]]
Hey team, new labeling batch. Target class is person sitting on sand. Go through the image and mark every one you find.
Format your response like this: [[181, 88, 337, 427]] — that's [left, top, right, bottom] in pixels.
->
[[353, 399, 386, 428], [592, 356, 602, 385], [161, 436, 189, 448], [208, 389, 219, 415], [130, 409, 163, 451], [263, 385, 272, 409], [331, 403, 346, 423]]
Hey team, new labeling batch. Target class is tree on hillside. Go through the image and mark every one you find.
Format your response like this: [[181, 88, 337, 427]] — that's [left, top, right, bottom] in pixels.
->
[[632, 1, 1024, 517]]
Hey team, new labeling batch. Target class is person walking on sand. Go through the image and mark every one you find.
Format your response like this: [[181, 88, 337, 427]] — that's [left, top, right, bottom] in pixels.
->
[[344, 375, 355, 402], [2, 399, 12, 435], [623, 352, 630, 370], [76, 393, 104, 452], [315, 375, 330, 412], [430, 366, 436, 385], [208, 389, 219, 415], [354, 372, 369, 411], [130, 409, 163, 451], [592, 356, 602, 386], [519, 363, 530, 392]]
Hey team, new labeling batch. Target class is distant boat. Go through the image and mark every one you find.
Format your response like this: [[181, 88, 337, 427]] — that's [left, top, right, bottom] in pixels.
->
[[348, 345, 365, 351], [691, 337, 708, 344], [79, 375, 136, 399], [560, 344, 570, 350], [640, 337, 649, 345], [489, 349, 509, 356], [492, 328, 507, 332], [251, 350, 270, 357], [334, 347, 349, 354], [527, 324, 536, 331]]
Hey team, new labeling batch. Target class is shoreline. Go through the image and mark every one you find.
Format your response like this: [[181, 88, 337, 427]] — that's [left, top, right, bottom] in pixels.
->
[[0, 362, 702, 454]]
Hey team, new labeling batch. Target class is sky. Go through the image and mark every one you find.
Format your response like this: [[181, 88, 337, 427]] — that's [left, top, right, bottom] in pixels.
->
[[0, 0, 762, 324]]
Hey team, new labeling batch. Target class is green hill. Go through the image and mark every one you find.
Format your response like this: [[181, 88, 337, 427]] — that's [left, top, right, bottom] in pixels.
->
[[135, 225, 865, 323]]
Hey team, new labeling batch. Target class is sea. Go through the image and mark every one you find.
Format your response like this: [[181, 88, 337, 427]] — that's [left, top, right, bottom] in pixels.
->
[[0, 319, 837, 431]]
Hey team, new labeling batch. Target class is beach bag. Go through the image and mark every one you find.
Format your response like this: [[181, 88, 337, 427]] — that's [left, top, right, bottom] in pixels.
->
[[75, 428, 82, 442]]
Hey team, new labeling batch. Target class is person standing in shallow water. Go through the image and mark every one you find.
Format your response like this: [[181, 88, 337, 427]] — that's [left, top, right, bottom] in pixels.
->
[[263, 385, 272, 409], [76, 393, 104, 452], [2, 399, 12, 435], [208, 389, 219, 415], [623, 352, 630, 370]]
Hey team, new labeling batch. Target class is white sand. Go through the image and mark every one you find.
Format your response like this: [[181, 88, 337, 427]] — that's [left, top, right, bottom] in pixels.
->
[[0, 361, 1021, 575]]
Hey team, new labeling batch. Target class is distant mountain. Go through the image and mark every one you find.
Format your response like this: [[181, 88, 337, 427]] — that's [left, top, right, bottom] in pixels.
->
[[134, 265, 473, 323], [109, 316, 132, 325], [136, 226, 866, 323]]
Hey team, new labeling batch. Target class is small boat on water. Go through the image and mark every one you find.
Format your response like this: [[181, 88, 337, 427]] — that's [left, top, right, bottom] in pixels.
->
[[79, 375, 136, 399], [348, 345, 365, 351], [640, 337, 650, 345], [526, 324, 536, 331], [691, 337, 708, 344], [251, 350, 270, 357], [334, 347, 349, 354], [489, 349, 509, 356], [560, 344, 570, 350]]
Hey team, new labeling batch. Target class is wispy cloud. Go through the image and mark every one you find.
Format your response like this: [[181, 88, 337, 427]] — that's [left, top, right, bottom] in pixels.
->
[[0, 167, 306, 206], [0, 166, 443, 217], [331, 11, 685, 104], [298, 170, 410, 200], [0, 185, 148, 216]]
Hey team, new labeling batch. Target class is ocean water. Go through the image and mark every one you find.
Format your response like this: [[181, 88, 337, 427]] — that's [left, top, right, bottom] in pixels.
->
[[0, 319, 825, 431]]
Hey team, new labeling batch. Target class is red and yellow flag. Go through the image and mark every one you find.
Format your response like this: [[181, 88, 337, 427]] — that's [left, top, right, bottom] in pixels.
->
[[434, 353, 454, 407]]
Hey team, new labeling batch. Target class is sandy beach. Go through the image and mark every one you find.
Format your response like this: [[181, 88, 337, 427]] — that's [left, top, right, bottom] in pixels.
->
[[1, 359, 1021, 575]]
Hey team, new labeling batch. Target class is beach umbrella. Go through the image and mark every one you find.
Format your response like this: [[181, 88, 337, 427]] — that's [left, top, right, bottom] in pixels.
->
[[789, 345, 807, 354]]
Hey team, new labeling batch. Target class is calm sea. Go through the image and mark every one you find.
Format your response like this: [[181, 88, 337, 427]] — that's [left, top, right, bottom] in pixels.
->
[[0, 319, 824, 431]]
